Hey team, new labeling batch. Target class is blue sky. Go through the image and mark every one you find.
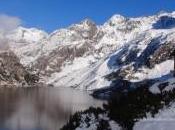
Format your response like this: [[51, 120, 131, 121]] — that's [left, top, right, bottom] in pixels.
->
[[0, 0, 175, 32]]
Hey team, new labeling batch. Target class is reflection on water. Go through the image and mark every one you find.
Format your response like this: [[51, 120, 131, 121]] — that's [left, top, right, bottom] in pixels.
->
[[0, 87, 104, 130]]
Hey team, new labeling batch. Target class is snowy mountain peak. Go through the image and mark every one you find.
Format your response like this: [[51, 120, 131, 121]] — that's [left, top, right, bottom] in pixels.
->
[[80, 18, 96, 27], [156, 10, 175, 18], [66, 18, 98, 40], [7, 27, 48, 43], [157, 10, 170, 16], [107, 14, 127, 26]]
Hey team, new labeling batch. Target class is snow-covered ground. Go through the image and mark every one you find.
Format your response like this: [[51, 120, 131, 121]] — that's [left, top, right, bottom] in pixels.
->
[[134, 102, 175, 130], [132, 60, 174, 82]]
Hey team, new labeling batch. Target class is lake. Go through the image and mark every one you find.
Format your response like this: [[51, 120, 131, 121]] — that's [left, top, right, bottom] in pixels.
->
[[0, 87, 104, 130]]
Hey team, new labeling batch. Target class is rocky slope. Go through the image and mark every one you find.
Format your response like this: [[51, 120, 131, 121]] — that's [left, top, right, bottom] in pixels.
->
[[0, 51, 39, 87]]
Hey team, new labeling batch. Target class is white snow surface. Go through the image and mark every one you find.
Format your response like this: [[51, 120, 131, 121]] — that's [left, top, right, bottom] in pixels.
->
[[47, 56, 112, 90], [149, 77, 175, 94], [132, 60, 174, 82], [134, 102, 175, 130]]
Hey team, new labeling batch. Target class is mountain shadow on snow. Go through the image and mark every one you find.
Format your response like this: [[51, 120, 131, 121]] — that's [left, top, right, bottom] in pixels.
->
[[153, 16, 175, 29]]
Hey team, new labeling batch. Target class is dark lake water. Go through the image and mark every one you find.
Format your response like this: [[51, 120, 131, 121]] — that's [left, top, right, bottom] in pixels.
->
[[0, 87, 104, 130]]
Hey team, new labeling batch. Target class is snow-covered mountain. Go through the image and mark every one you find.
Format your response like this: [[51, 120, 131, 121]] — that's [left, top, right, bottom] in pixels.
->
[[5, 11, 175, 90]]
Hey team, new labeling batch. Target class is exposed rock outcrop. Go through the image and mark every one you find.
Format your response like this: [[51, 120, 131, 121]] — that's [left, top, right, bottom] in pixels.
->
[[0, 51, 39, 87]]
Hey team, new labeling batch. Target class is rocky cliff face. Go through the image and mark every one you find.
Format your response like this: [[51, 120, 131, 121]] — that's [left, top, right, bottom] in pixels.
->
[[0, 51, 38, 87]]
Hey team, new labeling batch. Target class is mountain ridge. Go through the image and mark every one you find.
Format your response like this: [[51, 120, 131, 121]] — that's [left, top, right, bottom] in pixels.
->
[[2, 11, 175, 90]]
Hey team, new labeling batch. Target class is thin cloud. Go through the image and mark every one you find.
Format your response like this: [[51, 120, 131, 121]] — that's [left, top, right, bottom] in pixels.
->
[[0, 14, 21, 33], [0, 14, 22, 51]]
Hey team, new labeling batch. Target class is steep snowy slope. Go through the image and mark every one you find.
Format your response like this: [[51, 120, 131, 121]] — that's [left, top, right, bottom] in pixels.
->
[[47, 11, 175, 90], [7, 27, 48, 65], [6, 11, 175, 90]]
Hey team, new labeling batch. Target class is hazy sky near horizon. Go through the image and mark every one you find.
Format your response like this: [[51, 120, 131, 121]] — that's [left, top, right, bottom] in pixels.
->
[[0, 0, 175, 32]]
